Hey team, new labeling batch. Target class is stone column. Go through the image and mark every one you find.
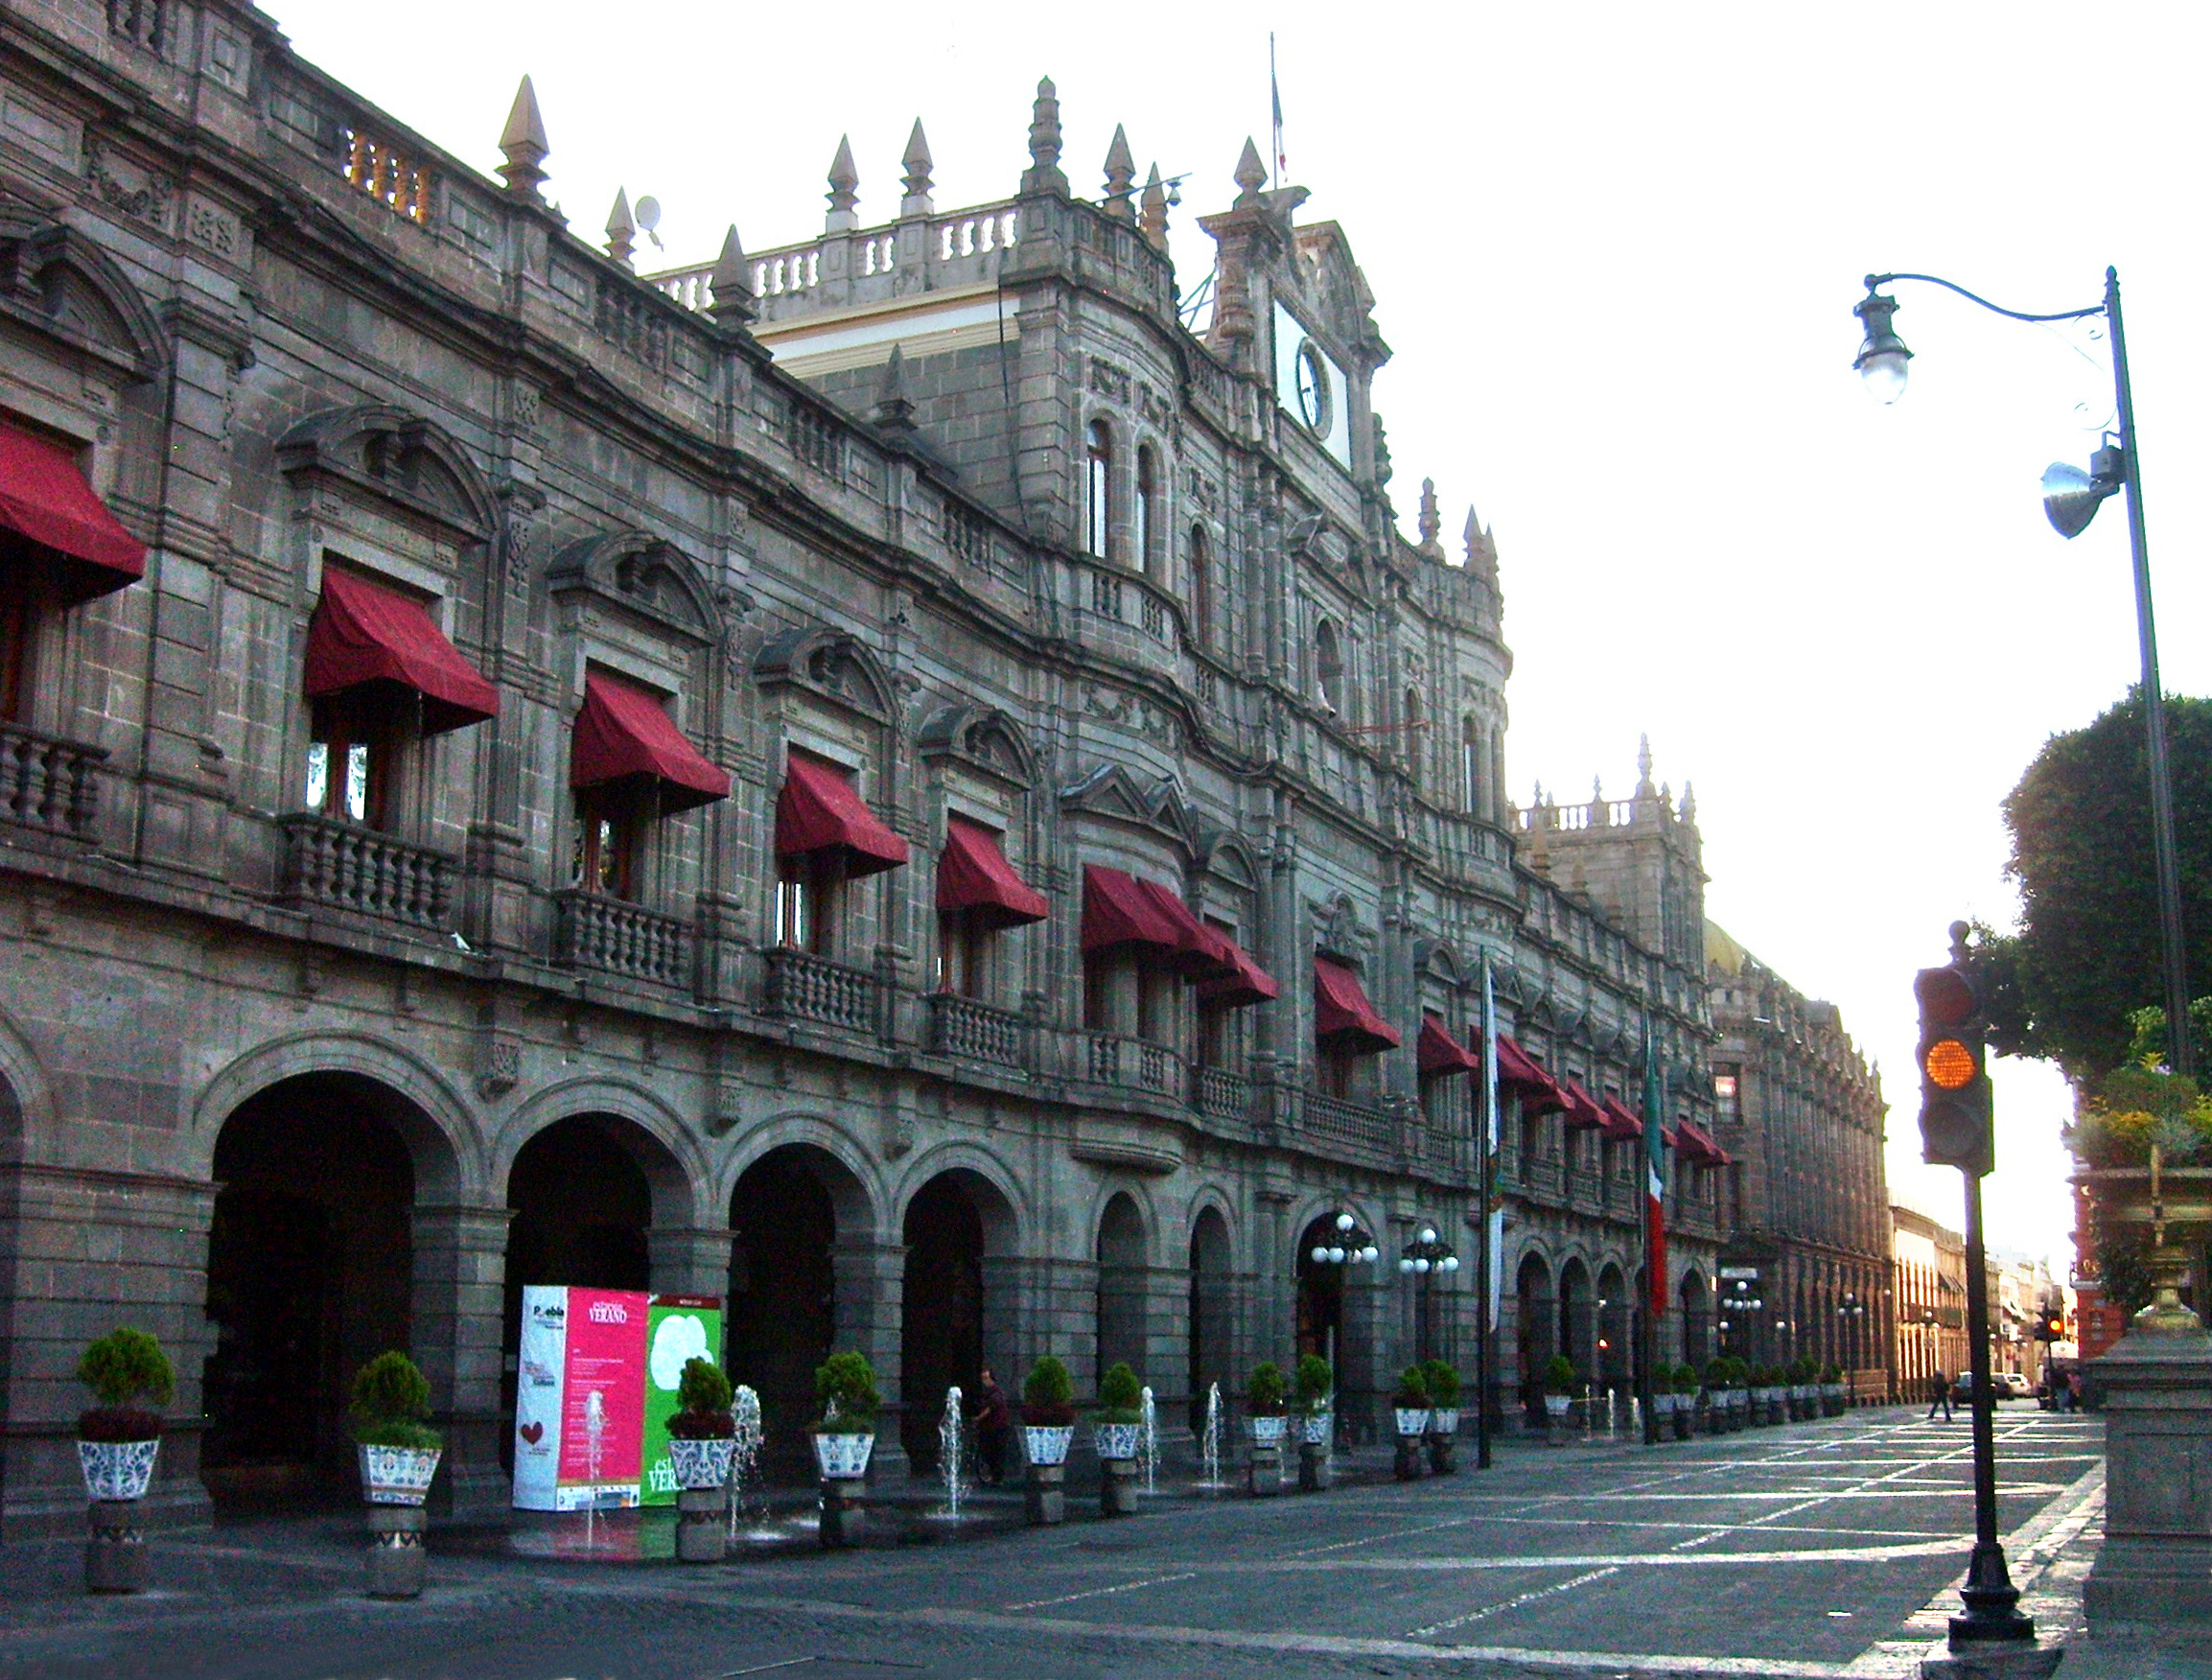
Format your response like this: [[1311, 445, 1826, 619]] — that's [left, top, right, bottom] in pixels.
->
[[410, 1202, 512, 1526], [2085, 1311, 2212, 1626], [647, 1225, 735, 1298], [830, 1239, 906, 1480]]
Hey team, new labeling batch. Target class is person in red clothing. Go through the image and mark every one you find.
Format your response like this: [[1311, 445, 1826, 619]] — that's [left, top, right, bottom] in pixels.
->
[[970, 1366, 1013, 1484]]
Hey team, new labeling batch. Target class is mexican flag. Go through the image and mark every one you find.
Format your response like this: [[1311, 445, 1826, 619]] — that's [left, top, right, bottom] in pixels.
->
[[1643, 1019, 1668, 1319]]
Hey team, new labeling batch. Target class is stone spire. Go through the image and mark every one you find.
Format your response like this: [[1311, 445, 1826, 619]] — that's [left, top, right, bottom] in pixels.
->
[[604, 188, 635, 268], [708, 224, 756, 324], [1417, 478, 1444, 557], [498, 75, 549, 203], [826, 135, 860, 233], [871, 343, 918, 433], [900, 120, 935, 218], [1101, 124, 1137, 222], [1463, 504, 1498, 582], [1139, 164, 1168, 250], [1232, 137, 1268, 209], [1021, 77, 1069, 197], [1636, 734, 1657, 798], [1681, 781, 1698, 823]]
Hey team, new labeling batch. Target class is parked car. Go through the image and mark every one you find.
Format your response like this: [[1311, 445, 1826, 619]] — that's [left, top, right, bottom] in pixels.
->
[[1998, 1371, 2032, 1399]]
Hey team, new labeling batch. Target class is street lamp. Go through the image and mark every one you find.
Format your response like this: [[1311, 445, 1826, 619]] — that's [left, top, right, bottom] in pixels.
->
[[1310, 1210, 1380, 1269], [1398, 1227, 1459, 1363], [1854, 267, 2193, 1079]]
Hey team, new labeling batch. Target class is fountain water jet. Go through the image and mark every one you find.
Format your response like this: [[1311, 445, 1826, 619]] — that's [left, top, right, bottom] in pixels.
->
[[728, 1385, 769, 1540], [1199, 1381, 1223, 1490], [1138, 1386, 1158, 1497], [938, 1385, 967, 1519]]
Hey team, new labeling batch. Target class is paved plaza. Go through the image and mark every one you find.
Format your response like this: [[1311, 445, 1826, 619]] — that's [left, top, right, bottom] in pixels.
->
[[6, 1410, 2198, 1680]]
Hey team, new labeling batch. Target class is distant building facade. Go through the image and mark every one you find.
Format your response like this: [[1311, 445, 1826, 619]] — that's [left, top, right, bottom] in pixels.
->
[[1709, 926, 1891, 1393], [0, 8, 1744, 1534], [1894, 1203, 1969, 1393]]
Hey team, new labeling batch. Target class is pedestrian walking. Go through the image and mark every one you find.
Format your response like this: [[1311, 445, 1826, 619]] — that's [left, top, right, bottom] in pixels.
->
[[971, 1365, 1013, 1484], [2066, 1368, 2084, 1412], [1926, 1369, 1953, 1422]]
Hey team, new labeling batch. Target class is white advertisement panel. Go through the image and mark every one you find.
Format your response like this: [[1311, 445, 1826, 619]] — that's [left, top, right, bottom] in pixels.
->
[[511, 1285, 569, 1511]]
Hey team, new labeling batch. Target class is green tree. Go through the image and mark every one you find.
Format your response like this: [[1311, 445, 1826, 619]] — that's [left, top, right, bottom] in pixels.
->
[[1979, 689, 2212, 1079]]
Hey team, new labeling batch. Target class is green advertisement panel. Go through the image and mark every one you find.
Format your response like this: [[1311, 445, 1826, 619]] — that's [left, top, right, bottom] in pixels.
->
[[640, 1295, 723, 1506]]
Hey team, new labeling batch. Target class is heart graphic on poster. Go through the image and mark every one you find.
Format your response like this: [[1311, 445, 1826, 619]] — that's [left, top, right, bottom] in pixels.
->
[[519, 1422, 544, 1445]]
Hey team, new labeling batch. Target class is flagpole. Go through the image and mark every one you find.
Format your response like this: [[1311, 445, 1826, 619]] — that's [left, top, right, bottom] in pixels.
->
[[1479, 950, 1499, 1471], [1269, 33, 1286, 191], [1639, 1016, 1664, 1447]]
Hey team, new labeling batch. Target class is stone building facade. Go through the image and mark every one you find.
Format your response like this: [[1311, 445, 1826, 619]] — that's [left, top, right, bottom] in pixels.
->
[[1893, 1202, 1968, 1398], [1709, 924, 1892, 1394], [0, 3, 1734, 1535]]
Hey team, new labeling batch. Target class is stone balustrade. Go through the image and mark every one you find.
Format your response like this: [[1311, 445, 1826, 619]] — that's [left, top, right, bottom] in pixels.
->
[[1195, 1066, 1251, 1123], [1303, 1092, 1396, 1154], [926, 993, 1026, 1067], [761, 946, 877, 1034], [553, 890, 692, 990], [1084, 1032, 1182, 1098], [277, 813, 455, 927], [0, 721, 105, 843]]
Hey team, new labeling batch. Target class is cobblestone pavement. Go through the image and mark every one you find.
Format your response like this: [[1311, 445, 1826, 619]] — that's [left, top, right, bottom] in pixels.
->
[[4, 1409, 2191, 1680]]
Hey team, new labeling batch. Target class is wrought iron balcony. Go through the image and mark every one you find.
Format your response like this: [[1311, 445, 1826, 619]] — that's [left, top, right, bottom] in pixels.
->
[[553, 890, 692, 989], [277, 812, 455, 927], [0, 721, 105, 843], [760, 945, 877, 1034], [927, 993, 1025, 1067]]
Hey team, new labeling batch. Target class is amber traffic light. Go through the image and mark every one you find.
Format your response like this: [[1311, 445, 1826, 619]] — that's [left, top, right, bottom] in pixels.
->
[[1914, 924, 1994, 1177]]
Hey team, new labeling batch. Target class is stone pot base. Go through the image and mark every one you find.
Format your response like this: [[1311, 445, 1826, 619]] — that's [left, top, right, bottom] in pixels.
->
[[1297, 1440, 1331, 1492], [1394, 1435, 1425, 1480], [676, 1486, 726, 1563], [1101, 1458, 1140, 1516], [84, 1500, 147, 1595], [820, 1478, 866, 1549], [1425, 1434, 1456, 1475], [1247, 1443, 1281, 1496], [365, 1506, 428, 1599], [1026, 1462, 1065, 1526]]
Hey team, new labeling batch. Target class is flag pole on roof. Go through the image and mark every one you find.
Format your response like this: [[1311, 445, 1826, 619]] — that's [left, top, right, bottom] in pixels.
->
[[1269, 33, 1286, 188]]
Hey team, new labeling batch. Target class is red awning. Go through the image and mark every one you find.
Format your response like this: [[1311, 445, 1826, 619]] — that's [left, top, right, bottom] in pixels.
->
[[305, 568, 500, 735], [937, 815, 1047, 927], [1493, 1035, 1569, 1114], [1560, 1080, 1608, 1131], [1081, 865, 1206, 968], [1418, 1014, 1483, 1077], [0, 421, 144, 602], [570, 669, 731, 815], [1599, 1095, 1644, 1141], [1314, 956, 1400, 1055], [1675, 1119, 1732, 1166], [1197, 928, 1279, 1010], [774, 747, 905, 875]]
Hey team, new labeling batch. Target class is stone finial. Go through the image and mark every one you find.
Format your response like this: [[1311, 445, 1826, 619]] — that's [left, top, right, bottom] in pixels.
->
[[1233, 137, 1268, 208], [826, 135, 860, 233], [1101, 124, 1137, 222], [1139, 164, 1168, 250], [1417, 478, 1444, 556], [1681, 781, 1697, 822], [498, 75, 550, 203], [1371, 414, 1393, 487], [900, 119, 935, 218], [871, 343, 918, 433], [1636, 734, 1657, 797], [1593, 775, 1604, 805], [1532, 779, 1546, 806], [1660, 781, 1672, 811], [708, 224, 756, 324], [1022, 76, 1069, 197], [604, 188, 635, 268]]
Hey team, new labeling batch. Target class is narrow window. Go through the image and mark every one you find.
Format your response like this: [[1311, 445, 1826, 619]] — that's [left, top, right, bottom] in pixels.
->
[[304, 695, 400, 828], [1404, 688, 1423, 788], [1084, 421, 1112, 559], [935, 906, 991, 998], [1189, 525, 1213, 651], [1135, 446, 1157, 576], [775, 855, 833, 954], [1317, 1043, 1356, 1100], [1714, 1067, 1740, 1123], [0, 558, 37, 724], [1462, 716, 1481, 813], [570, 787, 649, 899], [1083, 949, 1111, 1030], [1315, 619, 1342, 713]]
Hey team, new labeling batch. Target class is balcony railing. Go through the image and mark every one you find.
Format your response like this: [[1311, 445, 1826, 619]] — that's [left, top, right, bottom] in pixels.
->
[[927, 993, 1025, 1067], [277, 813, 455, 927], [0, 722, 105, 842], [761, 946, 876, 1034], [553, 890, 691, 989], [1084, 1033, 1182, 1098], [1304, 1092, 1395, 1153], [1195, 1066, 1250, 1122]]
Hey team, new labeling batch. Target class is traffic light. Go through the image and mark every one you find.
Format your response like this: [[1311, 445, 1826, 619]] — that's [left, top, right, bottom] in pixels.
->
[[1915, 922, 1994, 1177]]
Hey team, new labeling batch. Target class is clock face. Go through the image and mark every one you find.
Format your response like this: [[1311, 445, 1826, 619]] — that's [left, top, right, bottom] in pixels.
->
[[1294, 340, 1330, 432]]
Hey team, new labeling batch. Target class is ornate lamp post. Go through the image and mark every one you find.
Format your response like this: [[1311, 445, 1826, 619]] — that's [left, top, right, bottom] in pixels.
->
[[1853, 267, 2192, 1077], [1307, 1212, 1378, 1397], [1397, 1227, 1459, 1365]]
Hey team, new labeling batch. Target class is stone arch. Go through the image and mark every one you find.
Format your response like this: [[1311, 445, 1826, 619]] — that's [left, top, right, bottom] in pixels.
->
[[200, 1068, 447, 1505], [1187, 1202, 1234, 1431], [189, 1031, 477, 1198], [0, 1001, 57, 1160], [754, 623, 896, 724], [1197, 828, 1261, 894], [890, 1143, 1026, 1252], [0, 211, 166, 380], [896, 1155, 1023, 1471], [1095, 1191, 1150, 1388], [1679, 1266, 1711, 1368], [917, 700, 1038, 788], [547, 527, 720, 643], [1595, 1261, 1631, 1388], [1556, 1255, 1593, 1382], [1515, 1248, 1556, 1412], [274, 403, 499, 539], [495, 1078, 707, 1228], [720, 1111, 883, 1242]]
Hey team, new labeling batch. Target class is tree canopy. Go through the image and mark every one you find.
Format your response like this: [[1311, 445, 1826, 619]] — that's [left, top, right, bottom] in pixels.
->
[[1980, 689, 2212, 1079]]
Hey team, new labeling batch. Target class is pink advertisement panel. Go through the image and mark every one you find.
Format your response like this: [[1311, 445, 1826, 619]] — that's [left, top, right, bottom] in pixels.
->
[[555, 1287, 648, 1508]]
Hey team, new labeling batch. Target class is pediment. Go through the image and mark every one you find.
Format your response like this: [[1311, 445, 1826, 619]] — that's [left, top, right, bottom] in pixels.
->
[[918, 701, 1036, 788], [1197, 828, 1259, 892], [547, 527, 718, 642], [276, 404, 497, 539], [1059, 763, 1195, 855], [0, 214, 164, 381], [755, 623, 894, 724]]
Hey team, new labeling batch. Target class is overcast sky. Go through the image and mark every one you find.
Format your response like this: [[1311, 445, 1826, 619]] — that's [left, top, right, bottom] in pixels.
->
[[273, 1, 2212, 1273]]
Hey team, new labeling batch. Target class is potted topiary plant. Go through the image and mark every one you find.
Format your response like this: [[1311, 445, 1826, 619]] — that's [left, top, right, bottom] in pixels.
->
[[76, 1327, 174, 1595], [1726, 1357, 1753, 1430], [1671, 1363, 1699, 1440], [1391, 1365, 1430, 1480], [1020, 1355, 1077, 1525], [1421, 1360, 1461, 1474], [666, 1355, 736, 1563], [1292, 1354, 1333, 1491], [1093, 1361, 1145, 1515], [1650, 1365, 1677, 1433], [811, 1350, 879, 1548], [350, 1350, 442, 1599], [1822, 1362, 1848, 1416], [1245, 1361, 1288, 1496], [1542, 1354, 1576, 1445]]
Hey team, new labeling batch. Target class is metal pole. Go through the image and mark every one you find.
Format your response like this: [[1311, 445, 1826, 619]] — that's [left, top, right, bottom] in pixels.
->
[[1477, 951, 1496, 1471], [2107, 267, 2194, 1078], [1950, 1168, 2034, 1644]]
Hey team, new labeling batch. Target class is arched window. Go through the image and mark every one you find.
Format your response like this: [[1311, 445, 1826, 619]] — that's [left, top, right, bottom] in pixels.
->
[[1315, 619, 1342, 714], [1189, 525, 1213, 649], [1134, 445, 1158, 576], [1403, 688, 1423, 788], [1084, 421, 1111, 560], [1461, 715, 1481, 813]]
